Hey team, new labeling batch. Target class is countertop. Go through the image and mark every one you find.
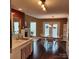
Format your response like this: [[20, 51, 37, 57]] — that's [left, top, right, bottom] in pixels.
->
[[12, 38, 32, 50]]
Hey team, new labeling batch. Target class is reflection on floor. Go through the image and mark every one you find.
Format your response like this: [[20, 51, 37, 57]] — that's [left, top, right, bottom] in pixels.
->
[[28, 39, 68, 59], [44, 39, 58, 54]]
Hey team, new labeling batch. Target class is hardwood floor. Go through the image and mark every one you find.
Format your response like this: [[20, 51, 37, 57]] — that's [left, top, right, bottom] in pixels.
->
[[27, 39, 68, 59]]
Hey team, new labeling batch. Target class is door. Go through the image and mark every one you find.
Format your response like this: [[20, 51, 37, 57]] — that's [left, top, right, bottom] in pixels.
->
[[43, 22, 60, 53], [44, 22, 59, 37], [52, 23, 59, 53]]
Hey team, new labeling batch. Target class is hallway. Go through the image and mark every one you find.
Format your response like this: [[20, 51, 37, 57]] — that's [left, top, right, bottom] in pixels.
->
[[28, 39, 68, 59]]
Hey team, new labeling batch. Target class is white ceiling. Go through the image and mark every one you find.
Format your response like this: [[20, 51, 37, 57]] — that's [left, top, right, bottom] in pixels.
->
[[11, 0, 69, 19]]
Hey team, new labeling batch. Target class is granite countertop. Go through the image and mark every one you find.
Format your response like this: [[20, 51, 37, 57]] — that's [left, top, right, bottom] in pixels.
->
[[12, 38, 32, 50]]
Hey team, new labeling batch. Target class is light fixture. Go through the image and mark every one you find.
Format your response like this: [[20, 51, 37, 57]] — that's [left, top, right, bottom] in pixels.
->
[[41, 4, 44, 8], [38, 0, 42, 5], [40, 0, 46, 4], [43, 7, 46, 11], [38, 0, 46, 11], [41, 4, 46, 11]]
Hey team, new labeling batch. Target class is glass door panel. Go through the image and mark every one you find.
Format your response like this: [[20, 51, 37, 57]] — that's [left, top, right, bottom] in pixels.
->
[[44, 22, 50, 37], [52, 23, 58, 38]]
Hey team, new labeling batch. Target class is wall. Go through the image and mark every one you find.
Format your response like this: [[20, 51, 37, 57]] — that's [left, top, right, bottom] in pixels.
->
[[11, 9, 68, 38], [25, 15, 68, 39], [11, 9, 68, 39]]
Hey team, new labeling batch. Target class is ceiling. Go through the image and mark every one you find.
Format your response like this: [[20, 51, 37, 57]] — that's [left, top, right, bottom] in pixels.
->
[[11, 0, 69, 19]]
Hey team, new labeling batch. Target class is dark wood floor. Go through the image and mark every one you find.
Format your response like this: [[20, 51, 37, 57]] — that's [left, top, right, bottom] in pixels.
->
[[27, 39, 68, 59]]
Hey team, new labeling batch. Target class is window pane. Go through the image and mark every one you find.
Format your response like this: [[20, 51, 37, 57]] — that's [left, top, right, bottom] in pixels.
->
[[44, 23, 49, 36], [30, 22, 36, 36], [52, 24, 58, 37], [14, 22, 19, 34]]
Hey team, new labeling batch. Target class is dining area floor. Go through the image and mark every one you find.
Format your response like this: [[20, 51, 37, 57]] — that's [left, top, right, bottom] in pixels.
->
[[27, 39, 68, 59]]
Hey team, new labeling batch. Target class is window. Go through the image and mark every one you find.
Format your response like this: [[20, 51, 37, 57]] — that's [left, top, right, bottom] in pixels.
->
[[44, 22, 50, 37], [30, 22, 36, 36], [14, 22, 19, 34], [52, 23, 58, 38]]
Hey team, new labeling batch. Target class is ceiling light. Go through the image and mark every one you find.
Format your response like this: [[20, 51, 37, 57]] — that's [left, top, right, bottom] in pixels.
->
[[18, 8, 22, 11], [43, 7, 46, 11], [41, 4, 46, 11], [38, 1, 42, 5], [41, 4, 44, 8], [38, 0, 47, 11]]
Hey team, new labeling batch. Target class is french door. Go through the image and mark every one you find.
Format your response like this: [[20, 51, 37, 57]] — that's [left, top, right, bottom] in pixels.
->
[[44, 22, 60, 37], [43, 22, 60, 53]]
